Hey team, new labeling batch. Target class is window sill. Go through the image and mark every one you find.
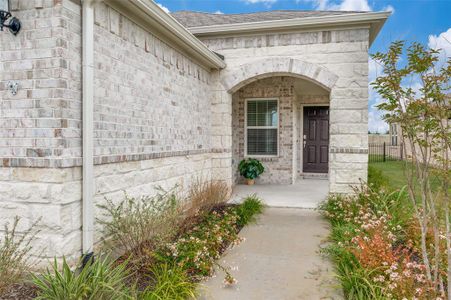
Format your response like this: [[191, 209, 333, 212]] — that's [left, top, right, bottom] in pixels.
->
[[244, 155, 280, 162]]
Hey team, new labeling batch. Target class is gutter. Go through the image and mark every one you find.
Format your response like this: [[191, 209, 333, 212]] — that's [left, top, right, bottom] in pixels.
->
[[82, 0, 95, 255], [105, 0, 226, 69], [187, 11, 391, 47]]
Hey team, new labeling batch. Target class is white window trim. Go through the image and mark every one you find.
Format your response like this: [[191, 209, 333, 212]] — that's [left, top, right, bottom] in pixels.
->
[[244, 98, 279, 158]]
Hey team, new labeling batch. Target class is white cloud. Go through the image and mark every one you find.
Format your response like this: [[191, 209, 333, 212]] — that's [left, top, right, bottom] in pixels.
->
[[368, 106, 389, 133], [428, 28, 451, 67], [214, 10, 224, 14], [368, 87, 389, 133], [299, 0, 395, 13], [383, 5, 395, 13], [302, 0, 372, 11], [368, 57, 388, 133], [335, 0, 371, 11], [157, 3, 170, 13], [368, 57, 381, 82], [242, 0, 278, 6]]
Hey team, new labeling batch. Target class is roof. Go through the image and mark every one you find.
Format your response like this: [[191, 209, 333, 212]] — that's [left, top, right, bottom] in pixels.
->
[[171, 10, 366, 28]]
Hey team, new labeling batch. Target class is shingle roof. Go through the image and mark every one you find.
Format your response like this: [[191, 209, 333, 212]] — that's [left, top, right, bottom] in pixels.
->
[[171, 10, 365, 28]]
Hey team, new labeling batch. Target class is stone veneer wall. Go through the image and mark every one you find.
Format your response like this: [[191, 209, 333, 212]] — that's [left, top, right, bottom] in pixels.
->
[[0, 0, 220, 263], [209, 28, 369, 193], [232, 77, 295, 184], [92, 154, 212, 244]]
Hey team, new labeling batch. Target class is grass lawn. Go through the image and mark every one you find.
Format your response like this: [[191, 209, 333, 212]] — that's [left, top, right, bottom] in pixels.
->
[[369, 160, 444, 192]]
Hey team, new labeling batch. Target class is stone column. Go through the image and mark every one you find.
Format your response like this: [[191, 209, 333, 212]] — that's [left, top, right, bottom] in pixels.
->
[[210, 72, 233, 191], [328, 75, 369, 193]]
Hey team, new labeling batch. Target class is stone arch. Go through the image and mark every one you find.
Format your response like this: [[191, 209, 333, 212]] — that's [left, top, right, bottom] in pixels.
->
[[220, 57, 338, 94]]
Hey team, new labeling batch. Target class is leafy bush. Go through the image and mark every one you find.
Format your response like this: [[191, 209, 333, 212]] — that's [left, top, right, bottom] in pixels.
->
[[235, 194, 264, 227], [186, 178, 229, 217], [140, 263, 197, 300], [33, 255, 131, 300], [97, 188, 183, 256], [368, 165, 389, 190], [238, 158, 264, 180], [0, 217, 39, 294]]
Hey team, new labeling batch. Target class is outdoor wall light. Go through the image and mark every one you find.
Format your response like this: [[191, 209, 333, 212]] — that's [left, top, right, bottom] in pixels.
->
[[0, 0, 21, 35]]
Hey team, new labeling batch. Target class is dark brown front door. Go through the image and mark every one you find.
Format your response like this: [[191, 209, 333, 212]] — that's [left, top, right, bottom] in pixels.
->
[[303, 106, 329, 173]]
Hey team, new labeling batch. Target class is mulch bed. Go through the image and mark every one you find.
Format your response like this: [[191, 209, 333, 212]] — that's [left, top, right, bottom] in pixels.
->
[[0, 283, 37, 300], [117, 203, 241, 287]]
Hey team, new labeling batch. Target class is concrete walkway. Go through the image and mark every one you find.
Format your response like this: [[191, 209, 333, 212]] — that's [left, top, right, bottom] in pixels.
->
[[199, 208, 342, 300], [230, 179, 329, 209]]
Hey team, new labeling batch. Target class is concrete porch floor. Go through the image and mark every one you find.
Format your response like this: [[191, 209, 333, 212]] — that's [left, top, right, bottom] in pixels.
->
[[230, 179, 329, 209]]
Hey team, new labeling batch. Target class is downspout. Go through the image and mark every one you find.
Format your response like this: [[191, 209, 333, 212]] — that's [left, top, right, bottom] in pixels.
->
[[82, 0, 94, 256]]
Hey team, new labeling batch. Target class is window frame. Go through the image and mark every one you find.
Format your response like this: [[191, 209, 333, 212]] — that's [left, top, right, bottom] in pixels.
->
[[244, 98, 280, 158], [390, 123, 398, 146]]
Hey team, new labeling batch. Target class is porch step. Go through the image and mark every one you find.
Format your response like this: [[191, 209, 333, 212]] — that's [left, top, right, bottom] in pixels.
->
[[301, 173, 328, 180]]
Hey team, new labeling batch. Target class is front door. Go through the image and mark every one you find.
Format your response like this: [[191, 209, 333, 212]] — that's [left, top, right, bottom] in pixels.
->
[[303, 106, 329, 173]]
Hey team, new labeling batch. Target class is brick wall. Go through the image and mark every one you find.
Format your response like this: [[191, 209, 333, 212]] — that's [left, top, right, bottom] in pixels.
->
[[0, 0, 82, 168], [0, 0, 219, 263], [232, 77, 295, 184], [92, 2, 213, 163]]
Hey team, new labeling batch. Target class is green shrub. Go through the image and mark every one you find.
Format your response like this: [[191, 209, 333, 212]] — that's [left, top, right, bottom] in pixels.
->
[[238, 158, 264, 180], [235, 194, 264, 227], [0, 217, 39, 294], [97, 188, 183, 255], [33, 255, 131, 300], [320, 185, 411, 230], [320, 184, 417, 299], [325, 227, 385, 299], [337, 260, 385, 300], [367, 165, 389, 190], [140, 263, 197, 300]]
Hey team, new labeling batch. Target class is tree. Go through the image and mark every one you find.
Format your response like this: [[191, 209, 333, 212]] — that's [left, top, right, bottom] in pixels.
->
[[372, 41, 450, 298]]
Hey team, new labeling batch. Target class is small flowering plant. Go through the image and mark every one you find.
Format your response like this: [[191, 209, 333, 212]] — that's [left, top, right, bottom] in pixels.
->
[[320, 184, 442, 299], [153, 196, 263, 287], [157, 207, 243, 282]]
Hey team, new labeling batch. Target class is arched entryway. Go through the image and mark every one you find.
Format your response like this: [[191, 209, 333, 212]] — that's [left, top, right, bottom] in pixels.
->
[[221, 57, 338, 93], [221, 58, 337, 187]]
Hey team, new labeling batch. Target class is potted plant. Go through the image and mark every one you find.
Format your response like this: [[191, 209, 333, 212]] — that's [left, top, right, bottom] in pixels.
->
[[238, 158, 265, 185]]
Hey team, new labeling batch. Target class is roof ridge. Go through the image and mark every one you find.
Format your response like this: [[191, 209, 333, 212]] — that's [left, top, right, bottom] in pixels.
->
[[172, 10, 373, 28], [171, 9, 365, 16]]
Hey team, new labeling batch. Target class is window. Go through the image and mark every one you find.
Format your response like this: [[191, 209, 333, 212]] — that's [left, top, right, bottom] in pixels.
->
[[246, 99, 278, 156], [390, 124, 398, 146]]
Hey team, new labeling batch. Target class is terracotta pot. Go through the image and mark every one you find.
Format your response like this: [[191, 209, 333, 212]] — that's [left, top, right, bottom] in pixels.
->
[[246, 178, 255, 185]]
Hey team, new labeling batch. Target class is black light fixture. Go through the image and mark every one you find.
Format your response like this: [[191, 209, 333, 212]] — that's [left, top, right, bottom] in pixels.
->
[[0, 0, 21, 35]]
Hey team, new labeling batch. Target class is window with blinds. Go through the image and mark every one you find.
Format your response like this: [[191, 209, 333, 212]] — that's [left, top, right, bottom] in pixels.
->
[[246, 99, 278, 156]]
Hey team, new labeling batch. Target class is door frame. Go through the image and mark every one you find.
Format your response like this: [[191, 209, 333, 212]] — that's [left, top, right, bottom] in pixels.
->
[[299, 104, 330, 174]]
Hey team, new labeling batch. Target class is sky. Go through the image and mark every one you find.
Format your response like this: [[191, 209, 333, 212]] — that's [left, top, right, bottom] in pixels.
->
[[157, 0, 451, 133]]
